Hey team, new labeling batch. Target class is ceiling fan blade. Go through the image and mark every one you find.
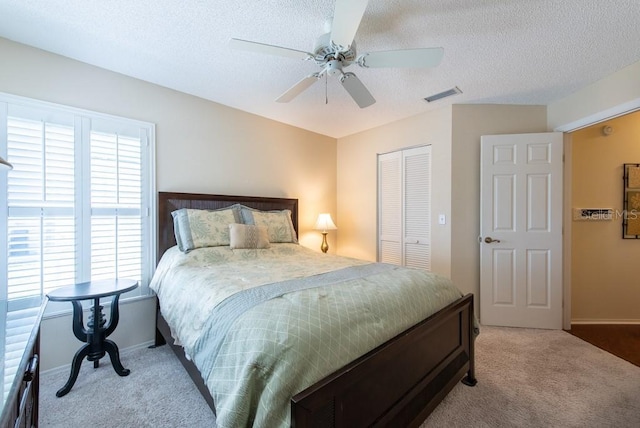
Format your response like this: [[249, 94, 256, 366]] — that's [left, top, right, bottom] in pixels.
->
[[276, 74, 321, 103], [359, 48, 444, 68], [340, 72, 375, 108], [229, 38, 312, 60], [330, 0, 369, 50]]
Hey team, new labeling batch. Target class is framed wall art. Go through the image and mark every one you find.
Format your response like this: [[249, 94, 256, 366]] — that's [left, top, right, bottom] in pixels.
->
[[623, 163, 640, 238]]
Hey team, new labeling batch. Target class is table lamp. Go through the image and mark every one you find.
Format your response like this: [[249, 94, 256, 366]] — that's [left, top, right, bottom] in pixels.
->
[[314, 213, 337, 253]]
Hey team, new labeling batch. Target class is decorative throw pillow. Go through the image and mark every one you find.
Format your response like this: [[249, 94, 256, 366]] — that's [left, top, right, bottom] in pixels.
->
[[239, 207, 298, 243], [171, 206, 241, 252], [229, 223, 271, 249]]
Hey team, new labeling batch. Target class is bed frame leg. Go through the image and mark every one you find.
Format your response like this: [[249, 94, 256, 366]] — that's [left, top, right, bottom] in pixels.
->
[[462, 373, 477, 387], [461, 295, 477, 387], [461, 343, 477, 386], [153, 298, 167, 347], [154, 327, 167, 347]]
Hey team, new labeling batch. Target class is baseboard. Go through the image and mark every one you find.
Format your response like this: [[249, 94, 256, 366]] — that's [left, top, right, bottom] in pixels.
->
[[571, 319, 640, 325], [40, 340, 156, 376]]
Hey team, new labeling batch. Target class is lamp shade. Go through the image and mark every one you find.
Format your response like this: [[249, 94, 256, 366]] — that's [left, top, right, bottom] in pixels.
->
[[313, 213, 337, 232], [0, 156, 12, 171]]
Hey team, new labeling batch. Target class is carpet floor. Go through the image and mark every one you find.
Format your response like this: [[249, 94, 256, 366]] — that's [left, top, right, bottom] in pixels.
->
[[39, 344, 215, 427], [423, 326, 640, 427], [40, 326, 640, 427]]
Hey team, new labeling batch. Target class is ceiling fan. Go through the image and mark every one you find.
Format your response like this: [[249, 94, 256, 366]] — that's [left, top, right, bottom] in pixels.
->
[[229, 0, 443, 108]]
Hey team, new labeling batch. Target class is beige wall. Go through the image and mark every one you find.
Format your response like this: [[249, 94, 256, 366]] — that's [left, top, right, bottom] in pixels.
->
[[0, 38, 337, 248], [0, 37, 337, 370], [548, 60, 640, 131], [570, 111, 640, 322], [40, 298, 156, 373], [336, 104, 547, 312], [336, 107, 453, 273]]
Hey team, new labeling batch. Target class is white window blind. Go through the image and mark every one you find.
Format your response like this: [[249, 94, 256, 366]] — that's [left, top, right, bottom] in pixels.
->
[[1, 96, 155, 311]]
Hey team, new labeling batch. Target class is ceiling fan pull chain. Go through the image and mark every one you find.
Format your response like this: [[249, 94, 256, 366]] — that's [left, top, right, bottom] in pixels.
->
[[325, 72, 328, 104]]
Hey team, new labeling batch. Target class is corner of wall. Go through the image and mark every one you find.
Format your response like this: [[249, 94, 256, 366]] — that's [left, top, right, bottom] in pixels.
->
[[547, 60, 640, 132]]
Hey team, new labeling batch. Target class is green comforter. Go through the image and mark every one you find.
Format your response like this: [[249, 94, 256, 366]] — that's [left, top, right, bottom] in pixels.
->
[[150, 244, 463, 427]]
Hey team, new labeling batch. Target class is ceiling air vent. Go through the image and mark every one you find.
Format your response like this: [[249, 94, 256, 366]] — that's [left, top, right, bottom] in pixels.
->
[[423, 86, 462, 103]]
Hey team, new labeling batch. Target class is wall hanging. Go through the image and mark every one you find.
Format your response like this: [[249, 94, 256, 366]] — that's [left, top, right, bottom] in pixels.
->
[[623, 163, 640, 238]]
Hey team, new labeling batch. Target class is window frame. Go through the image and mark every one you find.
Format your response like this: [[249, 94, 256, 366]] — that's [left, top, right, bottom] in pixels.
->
[[0, 92, 156, 313]]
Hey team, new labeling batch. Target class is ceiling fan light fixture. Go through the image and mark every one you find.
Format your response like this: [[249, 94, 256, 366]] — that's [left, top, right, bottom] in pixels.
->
[[424, 86, 462, 103], [326, 59, 343, 76]]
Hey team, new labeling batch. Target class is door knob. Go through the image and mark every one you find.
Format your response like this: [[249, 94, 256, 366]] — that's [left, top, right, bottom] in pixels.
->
[[484, 237, 501, 244]]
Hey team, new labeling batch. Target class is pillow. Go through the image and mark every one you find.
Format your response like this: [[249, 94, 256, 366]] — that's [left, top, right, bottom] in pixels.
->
[[239, 206, 298, 243], [229, 223, 271, 249], [171, 206, 241, 252]]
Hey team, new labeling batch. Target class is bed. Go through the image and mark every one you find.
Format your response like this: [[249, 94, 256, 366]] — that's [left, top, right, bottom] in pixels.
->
[[152, 191, 477, 427]]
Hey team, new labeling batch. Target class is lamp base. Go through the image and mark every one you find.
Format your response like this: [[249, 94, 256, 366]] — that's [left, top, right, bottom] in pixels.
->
[[320, 232, 329, 253]]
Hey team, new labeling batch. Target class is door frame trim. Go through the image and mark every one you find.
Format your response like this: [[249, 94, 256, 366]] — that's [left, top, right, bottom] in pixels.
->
[[554, 103, 640, 330], [562, 134, 572, 330]]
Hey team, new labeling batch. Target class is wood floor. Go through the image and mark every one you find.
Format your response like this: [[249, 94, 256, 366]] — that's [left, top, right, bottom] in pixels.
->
[[567, 324, 640, 367]]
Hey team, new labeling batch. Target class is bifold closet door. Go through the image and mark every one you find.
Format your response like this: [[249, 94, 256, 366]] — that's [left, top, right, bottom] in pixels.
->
[[403, 146, 431, 270], [378, 150, 402, 265], [378, 146, 431, 270]]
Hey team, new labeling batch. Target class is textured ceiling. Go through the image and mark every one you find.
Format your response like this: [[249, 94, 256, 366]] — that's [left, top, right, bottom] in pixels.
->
[[1, 0, 639, 138]]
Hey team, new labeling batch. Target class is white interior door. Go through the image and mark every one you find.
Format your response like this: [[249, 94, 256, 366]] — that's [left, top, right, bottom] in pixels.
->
[[480, 132, 563, 329]]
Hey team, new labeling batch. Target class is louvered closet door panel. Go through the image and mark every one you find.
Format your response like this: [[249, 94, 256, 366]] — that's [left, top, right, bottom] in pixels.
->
[[403, 146, 431, 270], [378, 151, 402, 265]]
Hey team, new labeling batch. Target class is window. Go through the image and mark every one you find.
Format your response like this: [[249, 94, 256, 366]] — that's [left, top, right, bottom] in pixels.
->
[[0, 95, 155, 311]]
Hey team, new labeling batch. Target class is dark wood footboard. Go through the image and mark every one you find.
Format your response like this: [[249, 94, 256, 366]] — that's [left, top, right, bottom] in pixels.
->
[[291, 293, 476, 428], [155, 293, 476, 427]]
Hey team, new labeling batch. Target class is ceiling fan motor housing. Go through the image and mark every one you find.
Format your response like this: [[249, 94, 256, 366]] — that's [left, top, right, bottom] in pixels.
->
[[313, 32, 356, 66]]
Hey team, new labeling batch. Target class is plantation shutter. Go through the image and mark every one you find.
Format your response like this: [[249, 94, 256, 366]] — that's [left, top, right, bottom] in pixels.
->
[[89, 125, 144, 283], [6, 110, 77, 308], [1, 97, 154, 311]]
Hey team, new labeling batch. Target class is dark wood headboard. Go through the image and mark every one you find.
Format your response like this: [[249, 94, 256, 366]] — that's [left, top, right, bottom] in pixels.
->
[[157, 192, 299, 262]]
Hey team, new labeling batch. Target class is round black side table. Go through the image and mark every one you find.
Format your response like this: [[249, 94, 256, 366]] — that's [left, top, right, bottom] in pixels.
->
[[46, 279, 139, 397]]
